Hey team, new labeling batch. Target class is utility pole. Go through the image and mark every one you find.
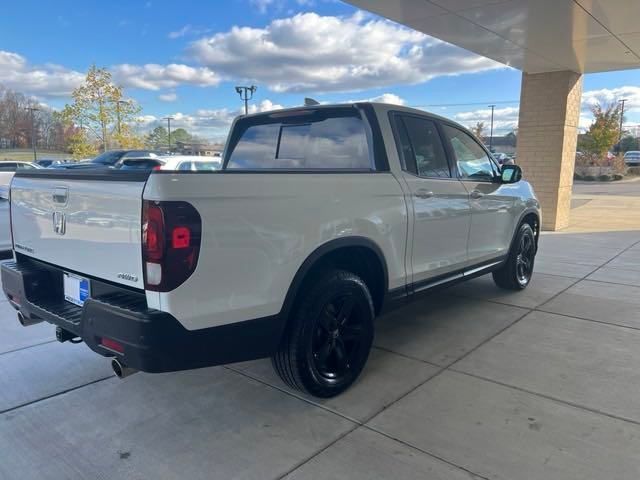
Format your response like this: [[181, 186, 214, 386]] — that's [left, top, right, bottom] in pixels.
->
[[235, 85, 257, 115], [25, 107, 40, 162], [162, 116, 174, 151], [488, 104, 496, 152], [619, 99, 627, 142]]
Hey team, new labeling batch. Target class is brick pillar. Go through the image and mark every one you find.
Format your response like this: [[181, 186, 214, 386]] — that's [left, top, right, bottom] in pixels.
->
[[516, 71, 583, 231]]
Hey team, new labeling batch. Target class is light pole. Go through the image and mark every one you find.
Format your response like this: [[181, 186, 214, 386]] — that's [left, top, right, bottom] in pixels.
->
[[235, 85, 257, 115], [488, 104, 496, 152], [25, 107, 40, 161], [162, 116, 174, 151], [619, 99, 627, 142]]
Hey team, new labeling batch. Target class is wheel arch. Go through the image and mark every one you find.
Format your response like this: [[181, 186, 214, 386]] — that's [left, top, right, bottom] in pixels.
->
[[505, 209, 540, 259], [280, 237, 389, 323]]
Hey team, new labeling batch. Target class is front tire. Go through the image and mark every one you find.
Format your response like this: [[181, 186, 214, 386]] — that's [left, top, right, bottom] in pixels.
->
[[272, 269, 375, 398], [493, 223, 536, 290]]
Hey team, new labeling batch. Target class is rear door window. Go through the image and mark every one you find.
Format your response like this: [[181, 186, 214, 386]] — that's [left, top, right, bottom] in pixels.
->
[[395, 115, 450, 178], [226, 108, 372, 170]]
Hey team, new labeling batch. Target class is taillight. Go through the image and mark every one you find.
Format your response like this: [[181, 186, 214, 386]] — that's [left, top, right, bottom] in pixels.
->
[[144, 202, 164, 261], [142, 200, 202, 292]]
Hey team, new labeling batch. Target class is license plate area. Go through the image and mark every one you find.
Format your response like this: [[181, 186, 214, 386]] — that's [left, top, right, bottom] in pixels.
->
[[63, 272, 90, 307]]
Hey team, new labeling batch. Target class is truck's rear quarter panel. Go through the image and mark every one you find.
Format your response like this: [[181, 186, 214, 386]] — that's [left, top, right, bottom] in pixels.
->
[[143, 171, 407, 330]]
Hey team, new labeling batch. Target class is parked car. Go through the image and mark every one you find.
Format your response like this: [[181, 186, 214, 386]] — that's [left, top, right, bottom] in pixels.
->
[[2, 102, 540, 398], [35, 159, 71, 168], [160, 155, 222, 171], [492, 152, 514, 165], [118, 157, 166, 171], [624, 150, 640, 166], [55, 150, 162, 169], [0, 161, 41, 172]]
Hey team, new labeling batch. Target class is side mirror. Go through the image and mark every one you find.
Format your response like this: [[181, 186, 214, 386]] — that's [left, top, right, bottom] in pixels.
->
[[500, 164, 522, 184]]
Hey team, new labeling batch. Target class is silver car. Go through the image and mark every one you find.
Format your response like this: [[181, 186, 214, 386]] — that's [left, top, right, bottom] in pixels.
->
[[624, 151, 640, 166]]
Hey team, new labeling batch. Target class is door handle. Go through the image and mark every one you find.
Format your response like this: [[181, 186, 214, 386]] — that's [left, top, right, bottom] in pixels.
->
[[470, 190, 484, 199], [414, 189, 434, 199]]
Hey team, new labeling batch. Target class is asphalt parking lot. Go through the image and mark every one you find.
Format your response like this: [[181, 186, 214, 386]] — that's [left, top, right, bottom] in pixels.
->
[[1, 192, 640, 479]]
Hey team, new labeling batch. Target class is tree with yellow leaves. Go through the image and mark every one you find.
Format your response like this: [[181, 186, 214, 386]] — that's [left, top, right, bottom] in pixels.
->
[[61, 65, 142, 152]]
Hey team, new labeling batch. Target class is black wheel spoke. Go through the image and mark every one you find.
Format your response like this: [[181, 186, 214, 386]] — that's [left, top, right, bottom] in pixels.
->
[[336, 296, 355, 326], [315, 340, 333, 367], [334, 338, 349, 371], [318, 310, 335, 333], [341, 324, 362, 341]]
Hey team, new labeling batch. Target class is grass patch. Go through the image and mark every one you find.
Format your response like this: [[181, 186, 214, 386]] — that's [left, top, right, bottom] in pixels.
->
[[0, 149, 68, 162]]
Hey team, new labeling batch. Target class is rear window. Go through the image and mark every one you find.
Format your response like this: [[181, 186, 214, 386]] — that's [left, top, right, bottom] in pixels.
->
[[226, 108, 372, 170], [119, 159, 163, 170], [178, 161, 221, 171]]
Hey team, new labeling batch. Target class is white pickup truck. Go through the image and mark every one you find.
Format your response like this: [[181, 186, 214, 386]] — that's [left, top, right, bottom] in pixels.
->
[[2, 103, 540, 397]]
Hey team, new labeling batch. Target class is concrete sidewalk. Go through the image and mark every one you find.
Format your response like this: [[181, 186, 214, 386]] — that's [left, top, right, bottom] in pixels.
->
[[1, 195, 639, 479]]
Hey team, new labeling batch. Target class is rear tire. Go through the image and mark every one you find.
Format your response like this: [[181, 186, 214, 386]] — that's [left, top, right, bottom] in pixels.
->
[[493, 223, 536, 290], [272, 269, 374, 398]]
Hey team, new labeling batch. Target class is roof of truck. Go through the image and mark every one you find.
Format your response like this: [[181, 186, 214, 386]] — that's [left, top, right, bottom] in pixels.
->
[[238, 102, 462, 129]]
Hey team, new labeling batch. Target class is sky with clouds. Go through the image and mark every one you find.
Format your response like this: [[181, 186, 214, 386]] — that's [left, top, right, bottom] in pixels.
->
[[0, 0, 639, 142]]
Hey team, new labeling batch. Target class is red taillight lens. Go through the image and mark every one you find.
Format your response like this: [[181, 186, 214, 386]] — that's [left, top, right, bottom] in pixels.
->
[[143, 202, 164, 262], [142, 200, 201, 292], [172, 226, 191, 249]]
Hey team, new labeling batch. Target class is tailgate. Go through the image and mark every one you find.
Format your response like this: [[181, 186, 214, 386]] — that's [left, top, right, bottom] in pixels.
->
[[10, 169, 148, 289]]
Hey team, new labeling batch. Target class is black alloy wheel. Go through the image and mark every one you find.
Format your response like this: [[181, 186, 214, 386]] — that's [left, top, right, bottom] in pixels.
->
[[272, 269, 374, 398], [311, 294, 366, 383], [493, 222, 536, 290], [515, 230, 535, 286]]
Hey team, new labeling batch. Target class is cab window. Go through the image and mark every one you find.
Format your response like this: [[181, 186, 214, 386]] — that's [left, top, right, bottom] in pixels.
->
[[442, 124, 496, 181], [226, 108, 372, 170], [396, 115, 450, 178]]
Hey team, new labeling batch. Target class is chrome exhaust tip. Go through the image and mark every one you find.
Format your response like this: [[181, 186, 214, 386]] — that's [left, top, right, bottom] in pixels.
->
[[111, 358, 138, 379], [17, 311, 43, 327]]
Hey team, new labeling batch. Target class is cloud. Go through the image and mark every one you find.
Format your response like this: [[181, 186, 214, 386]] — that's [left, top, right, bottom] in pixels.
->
[[0, 50, 84, 97], [111, 63, 220, 90], [353, 93, 406, 105], [581, 86, 640, 113], [168, 24, 212, 40], [188, 12, 504, 94], [137, 99, 285, 140], [453, 106, 519, 133], [0, 50, 221, 97], [250, 0, 276, 13], [450, 86, 640, 134], [158, 92, 178, 102]]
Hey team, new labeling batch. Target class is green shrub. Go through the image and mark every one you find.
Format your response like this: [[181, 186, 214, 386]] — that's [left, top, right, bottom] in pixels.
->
[[613, 174, 624, 181], [584, 175, 596, 181], [598, 174, 612, 182]]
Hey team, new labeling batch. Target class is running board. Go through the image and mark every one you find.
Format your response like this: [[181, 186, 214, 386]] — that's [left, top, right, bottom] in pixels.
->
[[412, 259, 505, 294]]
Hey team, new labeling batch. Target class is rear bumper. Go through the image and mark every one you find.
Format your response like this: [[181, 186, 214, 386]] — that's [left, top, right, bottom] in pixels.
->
[[1, 258, 284, 373]]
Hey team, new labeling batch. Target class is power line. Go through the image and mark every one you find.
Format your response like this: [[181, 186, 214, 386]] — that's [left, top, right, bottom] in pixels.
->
[[418, 100, 520, 108]]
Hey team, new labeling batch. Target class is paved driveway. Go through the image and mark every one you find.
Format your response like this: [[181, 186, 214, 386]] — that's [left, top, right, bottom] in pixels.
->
[[1, 206, 640, 479]]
